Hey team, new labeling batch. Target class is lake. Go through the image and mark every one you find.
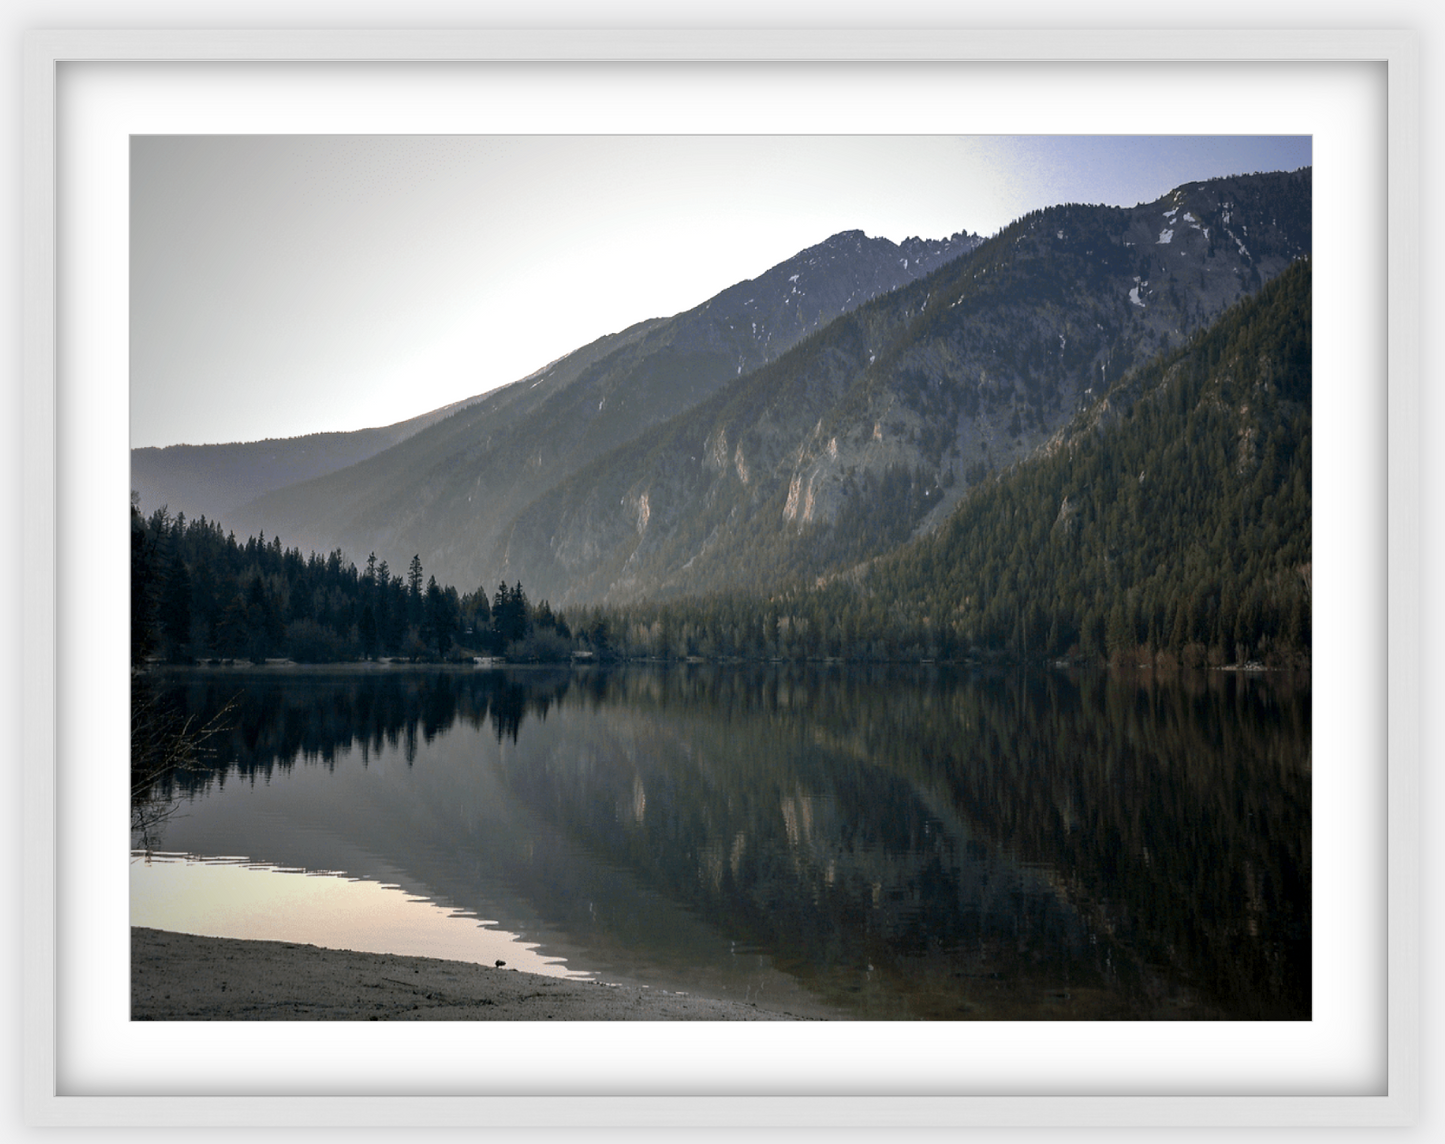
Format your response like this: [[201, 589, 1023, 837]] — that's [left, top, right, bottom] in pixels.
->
[[130, 663, 1311, 1020]]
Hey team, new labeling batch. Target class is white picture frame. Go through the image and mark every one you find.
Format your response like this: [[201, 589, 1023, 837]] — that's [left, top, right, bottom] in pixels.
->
[[20, 28, 1420, 1129]]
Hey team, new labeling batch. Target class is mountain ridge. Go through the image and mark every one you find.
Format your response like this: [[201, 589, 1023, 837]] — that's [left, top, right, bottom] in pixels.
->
[[129, 391, 492, 527], [590, 253, 1312, 668], [490, 168, 1309, 606], [135, 168, 1308, 620], [216, 227, 983, 574]]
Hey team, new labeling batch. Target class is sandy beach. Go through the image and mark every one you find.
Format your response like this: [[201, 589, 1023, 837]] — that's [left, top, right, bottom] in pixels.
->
[[131, 927, 819, 1021]]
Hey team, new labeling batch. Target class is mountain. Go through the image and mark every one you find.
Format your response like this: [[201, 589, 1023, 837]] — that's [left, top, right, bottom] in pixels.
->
[[129, 392, 485, 527], [492, 169, 1310, 605], [220, 228, 983, 577], [591, 253, 1312, 668], [806, 254, 1313, 666]]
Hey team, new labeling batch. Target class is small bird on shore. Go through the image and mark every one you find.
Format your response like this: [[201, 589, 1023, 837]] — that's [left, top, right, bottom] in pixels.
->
[[495, 959, 506, 968]]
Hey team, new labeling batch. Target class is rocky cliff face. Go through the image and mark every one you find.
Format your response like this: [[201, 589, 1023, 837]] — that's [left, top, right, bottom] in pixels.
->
[[224, 228, 982, 585], [491, 169, 1310, 605]]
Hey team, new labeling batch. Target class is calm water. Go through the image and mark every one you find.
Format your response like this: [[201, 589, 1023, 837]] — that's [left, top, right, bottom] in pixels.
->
[[131, 663, 1310, 1020]]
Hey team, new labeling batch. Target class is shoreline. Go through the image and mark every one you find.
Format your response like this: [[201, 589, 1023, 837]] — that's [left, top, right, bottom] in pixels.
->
[[131, 928, 820, 1021], [139, 657, 1311, 673]]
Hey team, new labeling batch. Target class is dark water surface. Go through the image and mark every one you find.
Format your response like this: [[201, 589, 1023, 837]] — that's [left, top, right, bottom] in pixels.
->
[[132, 663, 1310, 1020]]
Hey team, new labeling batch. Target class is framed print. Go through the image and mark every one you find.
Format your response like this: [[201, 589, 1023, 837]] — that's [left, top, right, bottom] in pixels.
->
[[21, 28, 1419, 1128]]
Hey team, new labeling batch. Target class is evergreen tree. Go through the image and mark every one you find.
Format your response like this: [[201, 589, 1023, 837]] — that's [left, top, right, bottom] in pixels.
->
[[423, 575, 459, 659], [130, 496, 161, 662], [359, 603, 379, 660], [158, 548, 193, 662]]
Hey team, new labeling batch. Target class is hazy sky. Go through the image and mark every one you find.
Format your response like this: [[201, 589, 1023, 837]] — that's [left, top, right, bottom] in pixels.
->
[[131, 134, 1311, 448]]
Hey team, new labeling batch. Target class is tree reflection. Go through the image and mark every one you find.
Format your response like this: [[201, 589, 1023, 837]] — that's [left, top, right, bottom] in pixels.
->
[[130, 669, 237, 851], [144, 667, 578, 800], [143, 663, 1310, 1019]]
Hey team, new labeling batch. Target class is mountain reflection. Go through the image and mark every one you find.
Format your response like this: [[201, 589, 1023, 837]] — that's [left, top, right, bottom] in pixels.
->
[[138, 664, 1309, 1020]]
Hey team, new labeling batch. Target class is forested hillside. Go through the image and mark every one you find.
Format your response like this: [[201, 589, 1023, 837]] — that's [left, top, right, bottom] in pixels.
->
[[594, 256, 1312, 667], [495, 169, 1310, 607]]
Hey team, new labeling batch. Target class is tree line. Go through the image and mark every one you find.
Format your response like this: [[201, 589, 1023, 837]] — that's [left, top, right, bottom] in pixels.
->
[[130, 500, 591, 665]]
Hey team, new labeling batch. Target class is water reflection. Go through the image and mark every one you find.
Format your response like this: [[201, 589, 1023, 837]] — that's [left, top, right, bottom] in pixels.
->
[[134, 664, 1310, 1020], [131, 852, 588, 977]]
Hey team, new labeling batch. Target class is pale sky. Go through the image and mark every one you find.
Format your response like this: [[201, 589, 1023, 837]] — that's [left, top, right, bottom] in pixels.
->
[[131, 135, 1310, 448]]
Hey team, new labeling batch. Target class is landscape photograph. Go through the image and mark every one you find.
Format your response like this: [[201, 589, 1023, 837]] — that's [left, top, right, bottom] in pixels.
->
[[129, 133, 1313, 1022]]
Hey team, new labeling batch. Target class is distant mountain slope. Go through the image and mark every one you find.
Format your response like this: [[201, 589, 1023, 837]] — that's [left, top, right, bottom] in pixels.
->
[[494, 169, 1310, 605], [225, 228, 982, 576], [129, 391, 485, 526]]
